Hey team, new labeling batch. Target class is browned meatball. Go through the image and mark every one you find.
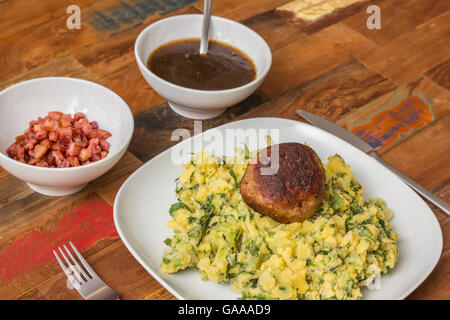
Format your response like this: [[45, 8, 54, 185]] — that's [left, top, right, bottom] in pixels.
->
[[240, 143, 326, 224]]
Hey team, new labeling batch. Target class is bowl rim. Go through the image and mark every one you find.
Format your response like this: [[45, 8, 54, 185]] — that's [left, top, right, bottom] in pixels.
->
[[134, 14, 272, 94], [0, 77, 135, 172]]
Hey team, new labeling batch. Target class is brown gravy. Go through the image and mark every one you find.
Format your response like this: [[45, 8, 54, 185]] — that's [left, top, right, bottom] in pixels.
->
[[146, 38, 256, 90]]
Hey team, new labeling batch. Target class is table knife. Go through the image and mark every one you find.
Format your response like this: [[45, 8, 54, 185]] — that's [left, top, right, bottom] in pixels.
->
[[296, 109, 450, 215]]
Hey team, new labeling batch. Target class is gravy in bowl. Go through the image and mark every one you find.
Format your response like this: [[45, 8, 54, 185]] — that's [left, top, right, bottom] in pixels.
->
[[146, 38, 256, 90]]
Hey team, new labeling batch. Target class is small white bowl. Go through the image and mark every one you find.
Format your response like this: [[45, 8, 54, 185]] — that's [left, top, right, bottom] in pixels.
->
[[0, 77, 134, 196], [135, 14, 272, 120]]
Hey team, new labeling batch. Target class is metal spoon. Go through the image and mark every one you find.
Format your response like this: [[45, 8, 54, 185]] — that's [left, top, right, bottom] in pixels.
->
[[199, 0, 212, 55]]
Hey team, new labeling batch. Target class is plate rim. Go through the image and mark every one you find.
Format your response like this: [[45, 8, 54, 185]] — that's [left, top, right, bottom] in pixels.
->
[[113, 117, 443, 300]]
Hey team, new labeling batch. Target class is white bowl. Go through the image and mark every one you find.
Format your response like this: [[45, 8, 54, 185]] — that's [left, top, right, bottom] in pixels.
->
[[0, 77, 134, 196], [135, 14, 272, 120]]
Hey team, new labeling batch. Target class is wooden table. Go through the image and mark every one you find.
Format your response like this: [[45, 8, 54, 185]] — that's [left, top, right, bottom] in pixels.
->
[[0, 0, 448, 300]]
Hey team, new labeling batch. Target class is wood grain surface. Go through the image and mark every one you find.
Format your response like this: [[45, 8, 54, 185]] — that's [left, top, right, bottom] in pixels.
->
[[0, 0, 448, 300]]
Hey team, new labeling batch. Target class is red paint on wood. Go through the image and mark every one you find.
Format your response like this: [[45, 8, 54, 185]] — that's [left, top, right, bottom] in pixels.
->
[[352, 96, 433, 150], [0, 197, 117, 280]]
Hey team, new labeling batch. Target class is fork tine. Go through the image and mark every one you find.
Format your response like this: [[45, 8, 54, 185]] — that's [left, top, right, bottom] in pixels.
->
[[69, 241, 98, 277], [58, 247, 84, 284], [63, 244, 91, 280], [53, 249, 81, 288]]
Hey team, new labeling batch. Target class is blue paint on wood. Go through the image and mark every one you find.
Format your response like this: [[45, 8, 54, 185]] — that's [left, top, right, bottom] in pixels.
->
[[89, 0, 196, 32]]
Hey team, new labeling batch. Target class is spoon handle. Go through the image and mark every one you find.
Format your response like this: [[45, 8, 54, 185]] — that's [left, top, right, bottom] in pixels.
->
[[200, 0, 212, 55]]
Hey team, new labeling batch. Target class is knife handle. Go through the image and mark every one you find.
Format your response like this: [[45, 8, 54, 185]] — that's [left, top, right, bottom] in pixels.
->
[[370, 152, 450, 216]]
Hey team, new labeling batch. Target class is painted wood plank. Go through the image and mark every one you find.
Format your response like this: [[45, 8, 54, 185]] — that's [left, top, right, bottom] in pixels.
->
[[0, 0, 198, 84], [94, 152, 143, 205], [277, 0, 371, 34], [0, 175, 34, 211], [73, 4, 201, 115], [242, 59, 396, 122], [242, 11, 306, 51], [0, 152, 140, 299], [0, 0, 448, 301], [129, 91, 269, 162], [0, 151, 140, 237], [342, 0, 423, 45], [426, 60, 450, 91], [358, 12, 450, 85], [0, 193, 117, 299], [338, 77, 450, 152], [391, 0, 449, 24], [0, 0, 98, 41], [259, 23, 377, 98], [0, 17, 102, 84], [0, 55, 102, 90], [379, 114, 450, 191], [87, 0, 197, 34], [193, 0, 289, 22], [16, 240, 172, 300], [0, 167, 10, 181]]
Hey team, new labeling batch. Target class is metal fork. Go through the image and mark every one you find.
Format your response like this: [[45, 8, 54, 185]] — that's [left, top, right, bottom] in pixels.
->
[[53, 241, 120, 300]]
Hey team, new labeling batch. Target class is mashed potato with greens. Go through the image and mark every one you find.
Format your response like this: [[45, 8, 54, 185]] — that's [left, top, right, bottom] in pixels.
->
[[161, 150, 398, 300]]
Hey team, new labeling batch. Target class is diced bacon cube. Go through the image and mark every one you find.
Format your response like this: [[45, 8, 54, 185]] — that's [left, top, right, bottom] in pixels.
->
[[59, 118, 71, 128], [36, 161, 49, 167], [32, 139, 51, 160], [47, 152, 56, 166], [73, 128, 81, 137], [52, 150, 64, 161], [68, 156, 80, 167], [78, 148, 92, 162], [88, 138, 101, 155], [23, 138, 38, 150], [59, 135, 72, 151], [35, 129, 48, 141], [81, 123, 93, 136], [67, 142, 82, 156], [48, 111, 63, 120], [91, 153, 101, 162], [15, 135, 25, 144], [51, 142, 62, 151], [8, 111, 110, 167], [61, 113, 73, 123], [96, 129, 112, 139], [15, 145, 25, 160], [59, 159, 70, 168], [78, 118, 89, 127], [81, 135, 88, 147], [25, 131, 36, 140], [49, 131, 59, 142], [7, 143, 17, 157], [74, 112, 86, 121], [33, 124, 41, 133], [28, 157, 40, 165], [99, 139, 109, 151], [52, 150, 65, 167], [58, 127, 72, 138], [44, 118, 59, 132], [87, 129, 97, 139]]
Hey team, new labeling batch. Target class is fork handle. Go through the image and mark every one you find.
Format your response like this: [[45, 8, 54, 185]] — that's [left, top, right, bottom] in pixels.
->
[[87, 287, 120, 300]]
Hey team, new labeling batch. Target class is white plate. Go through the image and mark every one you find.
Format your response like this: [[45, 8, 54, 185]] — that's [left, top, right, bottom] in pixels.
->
[[113, 118, 443, 300]]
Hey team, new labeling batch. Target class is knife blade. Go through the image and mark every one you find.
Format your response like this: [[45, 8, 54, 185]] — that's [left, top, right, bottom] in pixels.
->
[[297, 110, 374, 154], [296, 109, 450, 215]]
